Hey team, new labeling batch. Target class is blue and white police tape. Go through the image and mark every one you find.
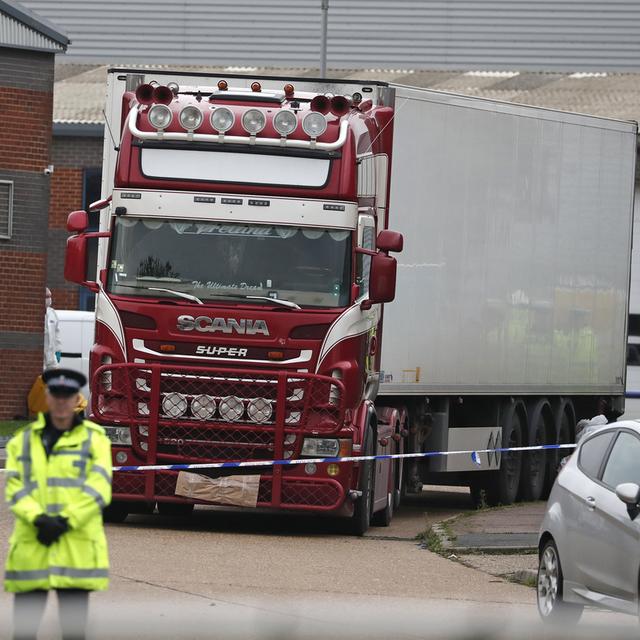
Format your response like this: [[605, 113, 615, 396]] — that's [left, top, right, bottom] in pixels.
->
[[111, 442, 575, 473], [0, 443, 577, 474]]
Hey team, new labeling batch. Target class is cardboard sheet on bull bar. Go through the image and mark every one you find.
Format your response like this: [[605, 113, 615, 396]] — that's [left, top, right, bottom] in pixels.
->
[[175, 471, 260, 507]]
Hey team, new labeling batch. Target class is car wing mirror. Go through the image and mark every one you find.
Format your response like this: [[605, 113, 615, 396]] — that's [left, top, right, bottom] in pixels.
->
[[616, 483, 640, 520]]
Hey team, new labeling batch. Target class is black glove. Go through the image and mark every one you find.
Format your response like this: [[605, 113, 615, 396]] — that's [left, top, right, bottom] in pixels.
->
[[34, 514, 69, 547]]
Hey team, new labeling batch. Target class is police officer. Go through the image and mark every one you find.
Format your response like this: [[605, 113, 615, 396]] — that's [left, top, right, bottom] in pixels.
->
[[4, 368, 112, 640]]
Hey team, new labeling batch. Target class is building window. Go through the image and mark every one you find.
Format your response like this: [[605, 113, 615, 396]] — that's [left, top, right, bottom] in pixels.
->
[[0, 180, 14, 239]]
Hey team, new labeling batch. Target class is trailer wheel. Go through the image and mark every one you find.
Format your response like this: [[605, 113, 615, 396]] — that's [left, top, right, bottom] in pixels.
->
[[103, 501, 129, 523], [544, 400, 574, 496], [347, 428, 374, 536], [521, 400, 550, 501], [482, 402, 524, 506], [157, 502, 195, 518]]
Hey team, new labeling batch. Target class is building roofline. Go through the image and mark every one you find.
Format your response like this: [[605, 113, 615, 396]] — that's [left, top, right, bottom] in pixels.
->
[[0, 0, 69, 48]]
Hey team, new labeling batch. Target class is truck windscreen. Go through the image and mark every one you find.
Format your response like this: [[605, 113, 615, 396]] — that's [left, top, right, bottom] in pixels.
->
[[106, 217, 352, 308]]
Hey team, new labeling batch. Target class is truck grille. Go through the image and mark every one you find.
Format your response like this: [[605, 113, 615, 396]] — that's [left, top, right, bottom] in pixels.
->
[[92, 363, 345, 463]]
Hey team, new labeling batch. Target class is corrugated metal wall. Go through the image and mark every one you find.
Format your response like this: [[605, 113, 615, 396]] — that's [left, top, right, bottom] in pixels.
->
[[21, 0, 640, 71], [0, 11, 65, 52]]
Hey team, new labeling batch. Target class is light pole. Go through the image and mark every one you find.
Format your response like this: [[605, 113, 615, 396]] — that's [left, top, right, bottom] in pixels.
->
[[320, 0, 329, 77]]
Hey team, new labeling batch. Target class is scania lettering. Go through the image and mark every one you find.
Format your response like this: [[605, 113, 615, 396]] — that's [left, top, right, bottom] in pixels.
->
[[177, 315, 270, 336], [65, 69, 635, 531]]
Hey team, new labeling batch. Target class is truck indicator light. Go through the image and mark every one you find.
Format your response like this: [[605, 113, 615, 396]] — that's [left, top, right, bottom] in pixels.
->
[[221, 198, 243, 206], [159, 344, 176, 352], [323, 203, 345, 211], [120, 192, 142, 199], [267, 351, 285, 360], [248, 199, 270, 207], [194, 196, 216, 203]]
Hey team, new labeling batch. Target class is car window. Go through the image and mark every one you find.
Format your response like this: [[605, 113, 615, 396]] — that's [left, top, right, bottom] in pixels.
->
[[578, 431, 615, 479], [601, 432, 640, 488]]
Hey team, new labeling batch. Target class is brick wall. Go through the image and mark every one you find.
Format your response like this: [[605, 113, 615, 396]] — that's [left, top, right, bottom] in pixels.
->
[[0, 47, 55, 419], [47, 135, 103, 309]]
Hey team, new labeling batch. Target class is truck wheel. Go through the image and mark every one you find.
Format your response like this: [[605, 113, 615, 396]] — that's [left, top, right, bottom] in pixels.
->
[[521, 400, 549, 501], [483, 403, 524, 506], [157, 502, 195, 518], [347, 429, 374, 536], [393, 456, 403, 510], [544, 400, 574, 496], [103, 501, 129, 523]]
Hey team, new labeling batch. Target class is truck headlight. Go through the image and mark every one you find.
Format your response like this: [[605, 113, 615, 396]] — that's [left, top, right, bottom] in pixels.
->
[[301, 438, 340, 457], [104, 426, 132, 445], [162, 392, 188, 418]]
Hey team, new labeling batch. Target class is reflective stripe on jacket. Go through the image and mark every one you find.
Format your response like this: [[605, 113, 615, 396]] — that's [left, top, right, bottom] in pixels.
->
[[4, 414, 112, 593]]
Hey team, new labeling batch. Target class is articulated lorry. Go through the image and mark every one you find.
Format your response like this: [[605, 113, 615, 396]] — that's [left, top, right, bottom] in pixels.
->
[[65, 69, 636, 533]]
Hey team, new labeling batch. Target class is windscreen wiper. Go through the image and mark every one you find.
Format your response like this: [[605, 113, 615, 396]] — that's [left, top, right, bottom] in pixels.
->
[[114, 283, 203, 304], [147, 287, 204, 305], [203, 292, 301, 310]]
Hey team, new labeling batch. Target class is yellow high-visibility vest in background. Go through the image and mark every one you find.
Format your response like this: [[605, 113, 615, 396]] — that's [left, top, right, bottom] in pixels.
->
[[4, 414, 112, 593]]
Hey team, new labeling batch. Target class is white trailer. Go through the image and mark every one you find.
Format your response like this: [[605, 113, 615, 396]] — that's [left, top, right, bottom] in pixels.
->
[[378, 86, 637, 504]]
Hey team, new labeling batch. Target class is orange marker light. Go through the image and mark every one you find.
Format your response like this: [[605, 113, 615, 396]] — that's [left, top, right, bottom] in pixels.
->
[[218, 80, 228, 91], [251, 82, 262, 92], [284, 83, 295, 97], [268, 351, 285, 360], [159, 344, 176, 352]]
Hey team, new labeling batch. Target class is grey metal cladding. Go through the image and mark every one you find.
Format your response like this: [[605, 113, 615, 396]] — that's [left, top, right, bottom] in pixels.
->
[[19, 0, 640, 71]]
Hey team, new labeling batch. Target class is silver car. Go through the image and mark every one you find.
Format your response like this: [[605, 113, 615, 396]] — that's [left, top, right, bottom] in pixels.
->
[[537, 420, 640, 623]]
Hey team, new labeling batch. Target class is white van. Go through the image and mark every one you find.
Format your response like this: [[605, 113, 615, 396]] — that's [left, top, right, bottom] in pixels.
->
[[57, 310, 95, 398]]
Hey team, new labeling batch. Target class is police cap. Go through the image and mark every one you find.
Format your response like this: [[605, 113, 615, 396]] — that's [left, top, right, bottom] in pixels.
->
[[42, 368, 87, 397]]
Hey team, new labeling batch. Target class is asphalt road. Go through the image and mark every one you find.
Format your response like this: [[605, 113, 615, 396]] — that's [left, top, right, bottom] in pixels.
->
[[0, 479, 635, 639]]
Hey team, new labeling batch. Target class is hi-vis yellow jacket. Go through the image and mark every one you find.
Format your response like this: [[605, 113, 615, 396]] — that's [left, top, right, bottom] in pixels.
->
[[4, 414, 112, 593]]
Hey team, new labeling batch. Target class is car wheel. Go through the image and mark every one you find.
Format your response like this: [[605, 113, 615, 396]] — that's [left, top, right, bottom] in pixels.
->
[[537, 540, 583, 625]]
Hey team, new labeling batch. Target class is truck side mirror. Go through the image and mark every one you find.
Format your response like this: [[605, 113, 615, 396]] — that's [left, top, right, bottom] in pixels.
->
[[64, 235, 96, 291], [67, 210, 89, 233], [367, 253, 398, 305], [377, 230, 403, 253]]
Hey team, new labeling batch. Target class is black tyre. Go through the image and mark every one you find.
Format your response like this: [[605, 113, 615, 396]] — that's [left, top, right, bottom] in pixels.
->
[[347, 428, 374, 536], [537, 539, 583, 625], [544, 401, 574, 496], [103, 501, 129, 523], [521, 401, 549, 502], [157, 502, 195, 518], [483, 403, 524, 506]]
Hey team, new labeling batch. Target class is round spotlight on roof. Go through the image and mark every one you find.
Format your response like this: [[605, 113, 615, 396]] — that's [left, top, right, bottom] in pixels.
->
[[242, 109, 266, 135], [273, 110, 298, 137], [210, 107, 235, 133], [148, 104, 173, 130], [302, 111, 327, 138], [179, 105, 203, 131]]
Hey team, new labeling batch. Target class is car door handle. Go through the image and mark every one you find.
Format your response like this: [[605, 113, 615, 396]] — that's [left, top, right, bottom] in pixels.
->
[[585, 496, 596, 510]]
